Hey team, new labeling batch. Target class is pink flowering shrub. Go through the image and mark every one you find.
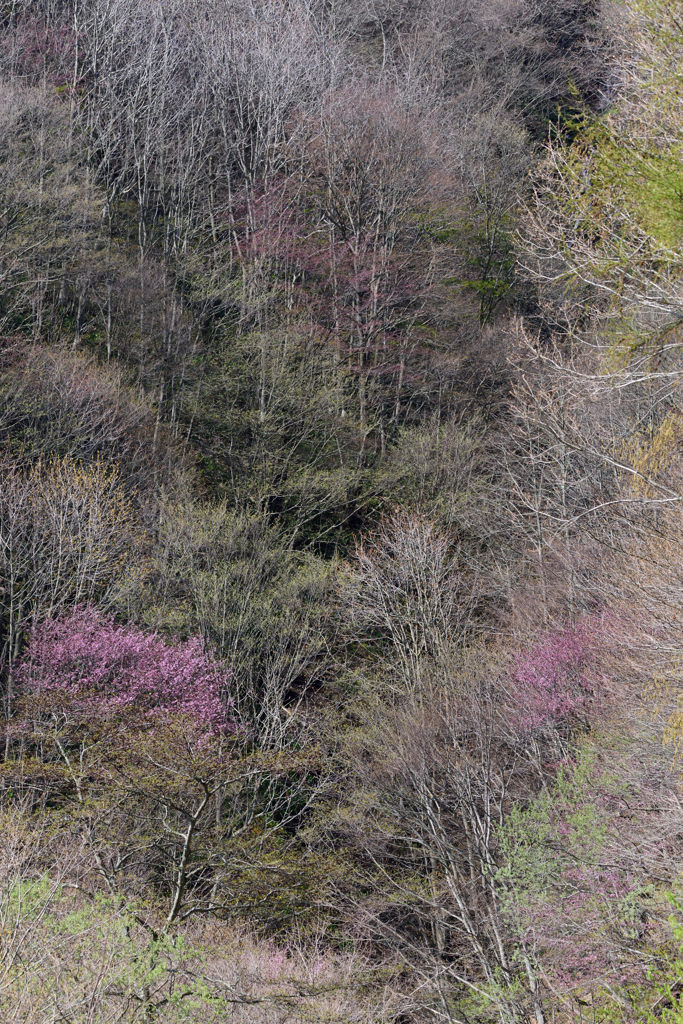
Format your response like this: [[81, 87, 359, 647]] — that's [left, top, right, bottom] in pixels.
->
[[18, 607, 234, 734], [511, 618, 605, 736]]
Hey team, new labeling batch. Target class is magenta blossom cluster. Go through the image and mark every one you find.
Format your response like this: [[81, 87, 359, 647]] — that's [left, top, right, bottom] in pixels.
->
[[19, 607, 234, 734], [511, 619, 604, 735]]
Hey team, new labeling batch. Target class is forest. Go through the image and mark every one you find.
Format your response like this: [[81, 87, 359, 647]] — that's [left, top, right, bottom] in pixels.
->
[[0, 0, 681, 1020]]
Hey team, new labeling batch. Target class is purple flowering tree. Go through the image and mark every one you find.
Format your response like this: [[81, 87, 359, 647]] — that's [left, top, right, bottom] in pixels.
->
[[10, 607, 317, 934], [18, 606, 234, 736], [510, 618, 607, 739]]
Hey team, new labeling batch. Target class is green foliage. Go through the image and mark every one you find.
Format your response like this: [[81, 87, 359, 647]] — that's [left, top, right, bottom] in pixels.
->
[[561, 113, 682, 252], [522, 0, 682, 362], [0, 883, 243, 1022], [645, 896, 683, 1023], [461, 216, 517, 324], [5, 873, 56, 921], [497, 746, 611, 919], [496, 733, 680, 1017]]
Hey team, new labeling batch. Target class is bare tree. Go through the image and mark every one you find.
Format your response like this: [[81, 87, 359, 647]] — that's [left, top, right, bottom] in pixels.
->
[[345, 511, 478, 691]]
